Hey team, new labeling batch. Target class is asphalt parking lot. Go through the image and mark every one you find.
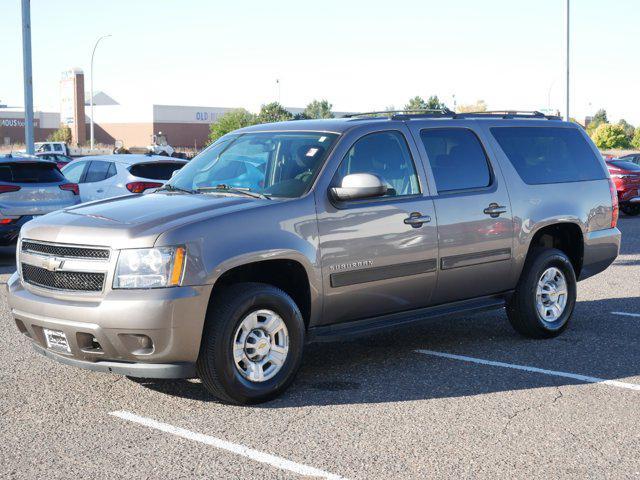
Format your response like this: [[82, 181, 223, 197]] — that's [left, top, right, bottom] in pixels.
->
[[1, 217, 639, 479]]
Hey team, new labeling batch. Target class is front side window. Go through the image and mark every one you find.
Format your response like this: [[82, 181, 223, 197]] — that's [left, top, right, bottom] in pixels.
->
[[420, 128, 491, 192], [334, 131, 420, 197], [491, 127, 607, 184], [169, 132, 338, 198], [53, 144, 63, 152]]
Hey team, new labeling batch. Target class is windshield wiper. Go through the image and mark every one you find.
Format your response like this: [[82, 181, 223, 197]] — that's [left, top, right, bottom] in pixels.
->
[[196, 184, 270, 200], [156, 184, 196, 194]]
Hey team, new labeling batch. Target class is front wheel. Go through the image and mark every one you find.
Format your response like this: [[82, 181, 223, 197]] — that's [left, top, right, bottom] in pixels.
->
[[197, 283, 305, 404], [507, 248, 577, 339], [620, 204, 640, 216]]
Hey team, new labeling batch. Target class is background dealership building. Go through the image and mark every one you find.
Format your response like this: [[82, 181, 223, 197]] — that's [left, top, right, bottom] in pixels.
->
[[1, 68, 348, 150]]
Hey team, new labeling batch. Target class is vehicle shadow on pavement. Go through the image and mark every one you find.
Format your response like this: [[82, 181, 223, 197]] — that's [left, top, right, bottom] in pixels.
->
[[0, 246, 17, 277], [134, 295, 640, 407]]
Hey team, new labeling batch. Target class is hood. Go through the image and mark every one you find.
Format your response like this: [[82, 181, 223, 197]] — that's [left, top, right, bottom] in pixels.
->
[[20, 192, 267, 248]]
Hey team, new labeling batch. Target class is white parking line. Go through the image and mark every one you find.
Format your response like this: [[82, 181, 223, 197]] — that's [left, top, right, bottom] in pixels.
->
[[415, 350, 640, 391], [109, 410, 347, 480], [611, 311, 640, 318]]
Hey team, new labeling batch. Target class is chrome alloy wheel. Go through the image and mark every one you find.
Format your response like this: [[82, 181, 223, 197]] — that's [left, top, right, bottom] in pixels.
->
[[232, 309, 289, 383], [535, 267, 568, 323]]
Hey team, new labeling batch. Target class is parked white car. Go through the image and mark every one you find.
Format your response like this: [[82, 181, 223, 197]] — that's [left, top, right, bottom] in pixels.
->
[[61, 154, 187, 203]]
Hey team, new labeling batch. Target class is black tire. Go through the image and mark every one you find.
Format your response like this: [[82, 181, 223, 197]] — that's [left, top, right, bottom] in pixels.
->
[[620, 204, 640, 216], [196, 282, 305, 405], [507, 248, 577, 339]]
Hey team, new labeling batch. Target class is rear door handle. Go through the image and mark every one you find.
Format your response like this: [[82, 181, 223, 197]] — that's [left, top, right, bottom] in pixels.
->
[[483, 203, 507, 217], [96, 189, 104, 193], [404, 212, 431, 228]]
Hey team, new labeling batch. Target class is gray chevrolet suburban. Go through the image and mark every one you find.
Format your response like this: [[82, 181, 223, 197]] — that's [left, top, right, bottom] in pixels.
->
[[7, 110, 621, 404]]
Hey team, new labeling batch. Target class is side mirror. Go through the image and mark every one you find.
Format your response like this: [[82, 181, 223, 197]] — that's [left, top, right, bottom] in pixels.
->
[[170, 169, 179, 178], [330, 173, 387, 201]]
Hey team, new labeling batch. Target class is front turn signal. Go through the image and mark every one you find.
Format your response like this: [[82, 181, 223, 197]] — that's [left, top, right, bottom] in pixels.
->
[[169, 246, 186, 286]]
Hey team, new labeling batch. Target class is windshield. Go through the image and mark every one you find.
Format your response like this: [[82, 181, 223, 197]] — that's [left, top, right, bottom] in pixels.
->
[[167, 132, 338, 198]]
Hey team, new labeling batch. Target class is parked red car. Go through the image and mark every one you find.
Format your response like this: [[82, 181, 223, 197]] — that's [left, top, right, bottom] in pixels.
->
[[35, 152, 73, 170], [606, 160, 640, 216]]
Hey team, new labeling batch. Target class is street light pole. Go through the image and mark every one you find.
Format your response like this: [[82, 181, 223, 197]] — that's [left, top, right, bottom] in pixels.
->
[[565, 0, 570, 121], [21, 0, 34, 154], [90, 34, 111, 150]]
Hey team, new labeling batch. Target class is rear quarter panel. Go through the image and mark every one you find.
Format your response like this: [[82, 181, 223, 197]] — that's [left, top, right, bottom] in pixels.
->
[[478, 121, 614, 283]]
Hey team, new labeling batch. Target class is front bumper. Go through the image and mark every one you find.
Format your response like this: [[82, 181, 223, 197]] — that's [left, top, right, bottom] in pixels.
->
[[32, 343, 195, 378], [7, 272, 213, 378]]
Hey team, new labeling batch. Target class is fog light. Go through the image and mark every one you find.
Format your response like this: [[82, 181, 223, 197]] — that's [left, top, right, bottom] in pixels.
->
[[77, 332, 103, 353], [119, 333, 154, 355]]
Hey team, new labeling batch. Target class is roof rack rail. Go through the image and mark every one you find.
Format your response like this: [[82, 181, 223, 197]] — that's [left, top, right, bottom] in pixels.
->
[[392, 110, 562, 121], [342, 108, 454, 119], [342, 109, 562, 121]]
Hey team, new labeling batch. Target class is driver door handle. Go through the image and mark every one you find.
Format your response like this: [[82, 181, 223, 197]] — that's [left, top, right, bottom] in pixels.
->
[[483, 203, 507, 217], [404, 212, 431, 228]]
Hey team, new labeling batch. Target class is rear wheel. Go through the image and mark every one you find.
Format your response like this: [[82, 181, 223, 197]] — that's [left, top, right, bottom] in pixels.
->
[[197, 282, 305, 404], [507, 248, 576, 339], [620, 204, 640, 216]]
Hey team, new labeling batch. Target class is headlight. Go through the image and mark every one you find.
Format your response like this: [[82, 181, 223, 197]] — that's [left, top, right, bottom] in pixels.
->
[[114, 246, 186, 289]]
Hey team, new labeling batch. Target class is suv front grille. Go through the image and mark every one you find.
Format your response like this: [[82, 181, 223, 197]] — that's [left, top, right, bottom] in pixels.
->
[[21, 241, 110, 260], [21, 263, 105, 292]]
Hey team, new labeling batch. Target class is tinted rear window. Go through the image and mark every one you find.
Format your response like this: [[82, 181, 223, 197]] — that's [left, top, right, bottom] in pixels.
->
[[609, 160, 640, 171], [0, 162, 65, 183], [491, 127, 606, 184], [129, 162, 185, 180]]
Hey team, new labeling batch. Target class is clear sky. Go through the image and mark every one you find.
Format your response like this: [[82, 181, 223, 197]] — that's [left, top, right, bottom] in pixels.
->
[[2, 0, 639, 124]]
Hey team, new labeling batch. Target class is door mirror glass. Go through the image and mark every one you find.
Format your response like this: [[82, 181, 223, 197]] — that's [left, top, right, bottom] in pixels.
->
[[330, 173, 387, 201]]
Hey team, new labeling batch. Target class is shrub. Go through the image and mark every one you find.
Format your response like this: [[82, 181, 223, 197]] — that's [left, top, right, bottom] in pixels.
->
[[590, 123, 631, 149], [47, 125, 72, 143]]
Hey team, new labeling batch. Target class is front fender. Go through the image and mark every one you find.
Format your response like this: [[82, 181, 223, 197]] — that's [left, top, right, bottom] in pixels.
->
[[154, 195, 323, 325]]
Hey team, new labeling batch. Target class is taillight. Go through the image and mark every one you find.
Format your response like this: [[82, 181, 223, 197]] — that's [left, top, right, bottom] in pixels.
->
[[0, 185, 21, 194], [59, 183, 79, 195], [0, 218, 19, 225], [608, 178, 619, 228], [126, 181, 163, 193]]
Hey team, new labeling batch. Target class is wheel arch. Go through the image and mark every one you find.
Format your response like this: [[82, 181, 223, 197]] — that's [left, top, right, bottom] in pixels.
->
[[207, 250, 320, 329], [524, 222, 584, 277]]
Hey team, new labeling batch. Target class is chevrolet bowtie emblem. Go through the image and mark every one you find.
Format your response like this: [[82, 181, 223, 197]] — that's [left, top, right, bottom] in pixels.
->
[[43, 257, 64, 272]]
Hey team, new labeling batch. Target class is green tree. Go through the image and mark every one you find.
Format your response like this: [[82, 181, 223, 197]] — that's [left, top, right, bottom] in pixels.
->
[[617, 119, 635, 141], [47, 125, 72, 143], [632, 128, 640, 149], [457, 100, 488, 113], [590, 123, 631, 149], [592, 108, 608, 125], [587, 108, 608, 134], [303, 99, 334, 119], [257, 102, 293, 123], [404, 96, 428, 111], [426, 95, 447, 110], [207, 109, 256, 144]]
